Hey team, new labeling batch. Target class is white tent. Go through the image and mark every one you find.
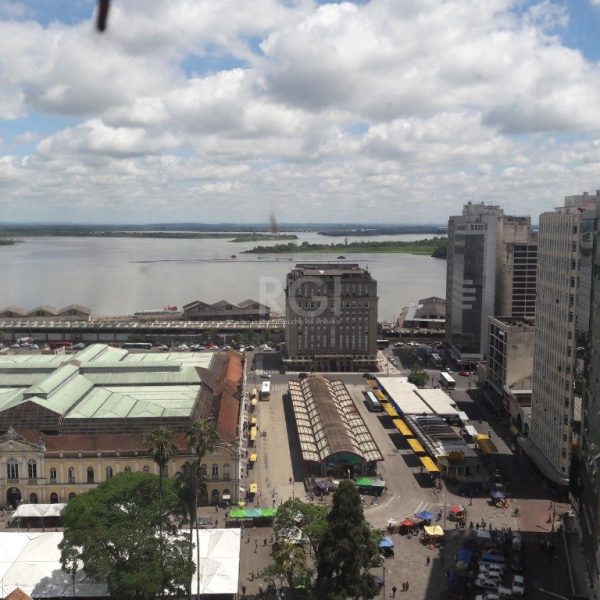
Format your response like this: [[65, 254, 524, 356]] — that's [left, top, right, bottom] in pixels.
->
[[0, 529, 241, 598], [0, 532, 106, 598], [192, 528, 241, 595], [10, 504, 66, 521]]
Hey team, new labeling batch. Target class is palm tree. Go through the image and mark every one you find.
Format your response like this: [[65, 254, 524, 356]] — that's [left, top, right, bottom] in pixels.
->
[[176, 461, 206, 600], [186, 420, 219, 600], [143, 427, 178, 597]]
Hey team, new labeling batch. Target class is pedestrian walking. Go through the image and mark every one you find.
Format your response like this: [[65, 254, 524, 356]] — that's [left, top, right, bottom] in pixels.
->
[[241, 584, 246, 597], [391, 585, 397, 597], [254, 539, 258, 553], [401, 582, 406, 592], [426, 555, 431, 566], [405, 582, 409, 591]]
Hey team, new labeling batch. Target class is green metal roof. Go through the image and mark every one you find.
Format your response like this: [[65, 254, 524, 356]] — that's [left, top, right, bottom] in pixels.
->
[[25, 363, 80, 397], [0, 345, 212, 421], [65, 385, 200, 419]]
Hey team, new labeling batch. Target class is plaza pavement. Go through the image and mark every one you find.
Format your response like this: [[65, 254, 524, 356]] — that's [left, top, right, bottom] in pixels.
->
[[234, 353, 571, 599]]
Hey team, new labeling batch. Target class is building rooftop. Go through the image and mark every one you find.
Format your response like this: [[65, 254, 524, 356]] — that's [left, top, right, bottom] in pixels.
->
[[288, 377, 382, 464], [0, 345, 240, 437]]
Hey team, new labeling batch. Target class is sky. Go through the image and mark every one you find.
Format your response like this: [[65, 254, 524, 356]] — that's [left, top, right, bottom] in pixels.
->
[[1, 0, 600, 224]]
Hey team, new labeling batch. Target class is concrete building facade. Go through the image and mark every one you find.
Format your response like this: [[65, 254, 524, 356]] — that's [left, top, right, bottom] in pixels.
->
[[446, 202, 536, 364], [284, 263, 378, 372], [527, 192, 600, 486], [0, 344, 243, 507], [484, 316, 534, 431], [571, 191, 600, 598]]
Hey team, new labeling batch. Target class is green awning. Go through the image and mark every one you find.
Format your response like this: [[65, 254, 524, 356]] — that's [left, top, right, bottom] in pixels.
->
[[355, 477, 373, 487]]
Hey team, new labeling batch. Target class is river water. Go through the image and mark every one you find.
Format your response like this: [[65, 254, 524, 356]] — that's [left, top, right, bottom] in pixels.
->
[[0, 233, 447, 321]]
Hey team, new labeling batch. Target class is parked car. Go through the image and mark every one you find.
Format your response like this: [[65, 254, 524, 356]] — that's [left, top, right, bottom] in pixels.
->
[[458, 370, 470, 376], [246, 345, 254, 351], [512, 575, 525, 596], [475, 594, 500, 600], [260, 373, 271, 379], [477, 571, 502, 584], [73, 342, 85, 350], [479, 563, 505, 576], [475, 576, 499, 590]]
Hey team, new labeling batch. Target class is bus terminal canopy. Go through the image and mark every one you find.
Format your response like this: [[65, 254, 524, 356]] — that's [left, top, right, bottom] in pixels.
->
[[288, 377, 383, 468], [419, 456, 440, 473], [392, 418, 412, 436], [475, 434, 498, 455], [407, 438, 426, 454]]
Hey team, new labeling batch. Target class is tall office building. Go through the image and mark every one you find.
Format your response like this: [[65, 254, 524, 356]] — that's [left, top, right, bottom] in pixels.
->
[[284, 263, 378, 372], [446, 202, 536, 364], [572, 192, 600, 596], [524, 192, 600, 486]]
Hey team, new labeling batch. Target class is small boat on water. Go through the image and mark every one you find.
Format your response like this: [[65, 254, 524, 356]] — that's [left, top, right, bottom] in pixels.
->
[[231, 255, 237, 259], [337, 255, 346, 259]]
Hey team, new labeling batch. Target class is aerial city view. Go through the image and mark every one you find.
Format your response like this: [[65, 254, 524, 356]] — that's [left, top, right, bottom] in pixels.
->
[[1, 2, 600, 600]]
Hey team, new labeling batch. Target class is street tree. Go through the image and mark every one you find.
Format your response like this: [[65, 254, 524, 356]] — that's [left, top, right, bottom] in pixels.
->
[[143, 427, 179, 597], [59, 472, 192, 600], [261, 542, 313, 595], [274, 497, 328, 555], [408, 367, 428, 387], [175, 461, 207, 600], [186, 420, 219, 599], [314, 480, 379, 600]]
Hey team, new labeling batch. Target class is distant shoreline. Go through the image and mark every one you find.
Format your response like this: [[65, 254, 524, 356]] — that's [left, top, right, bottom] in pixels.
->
[[244, 238, 448, 258], [0, 231, 298, 242]]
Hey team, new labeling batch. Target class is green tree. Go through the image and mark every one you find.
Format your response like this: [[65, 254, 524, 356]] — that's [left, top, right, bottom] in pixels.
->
[[261, 542, 313, 594], [314, 480, 379, 600], [143, 427, 179, 596], [175, 461, 207, 600], [274, 497, 328, 555], [59, 472, 193, 600], [408, 367, 428, 387]]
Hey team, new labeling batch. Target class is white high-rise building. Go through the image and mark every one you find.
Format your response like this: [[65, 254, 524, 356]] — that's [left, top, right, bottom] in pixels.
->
[[446, 202, 536, 364], [524, 191, 600, 485]]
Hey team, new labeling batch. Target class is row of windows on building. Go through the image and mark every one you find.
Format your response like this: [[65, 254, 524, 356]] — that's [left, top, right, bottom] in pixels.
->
[[5, 460, 231, 483]]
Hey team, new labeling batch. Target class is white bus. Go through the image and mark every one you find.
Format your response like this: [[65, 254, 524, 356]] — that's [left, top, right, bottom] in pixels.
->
[[440, 371, 456, 389], [365, 391, 383, 412], [260, 381, 271, 401]]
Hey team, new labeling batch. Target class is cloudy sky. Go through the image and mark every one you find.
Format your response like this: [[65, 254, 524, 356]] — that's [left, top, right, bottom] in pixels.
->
[[1, 0, 600, 224]]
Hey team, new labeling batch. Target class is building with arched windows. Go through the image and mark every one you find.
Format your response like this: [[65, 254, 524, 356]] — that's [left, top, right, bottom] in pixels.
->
[[0, 345, 242, 507]]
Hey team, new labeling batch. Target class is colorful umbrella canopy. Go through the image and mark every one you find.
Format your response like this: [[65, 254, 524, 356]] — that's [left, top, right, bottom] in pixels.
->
[[450, 505, 465, 514], [379, 536, 395, 548], [402, 519, 415, 527], [415, 510, 435, 521]]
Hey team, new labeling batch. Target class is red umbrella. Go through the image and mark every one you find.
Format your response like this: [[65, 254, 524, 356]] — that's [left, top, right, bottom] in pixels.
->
[[450, 505, 465, 514], [402, 518, 415, 527]]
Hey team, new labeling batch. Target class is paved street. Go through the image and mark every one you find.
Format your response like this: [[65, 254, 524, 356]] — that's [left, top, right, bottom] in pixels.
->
[[236, 347, 572, 599]]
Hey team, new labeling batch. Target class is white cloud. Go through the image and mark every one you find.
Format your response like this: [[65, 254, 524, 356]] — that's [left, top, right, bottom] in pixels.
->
[[1, 0, 600, 223]]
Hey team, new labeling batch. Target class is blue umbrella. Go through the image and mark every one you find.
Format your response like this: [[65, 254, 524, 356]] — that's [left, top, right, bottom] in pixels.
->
[[379, 536, 394, 548], [490, 490, 505, 500], [415, 510, 435, 521]]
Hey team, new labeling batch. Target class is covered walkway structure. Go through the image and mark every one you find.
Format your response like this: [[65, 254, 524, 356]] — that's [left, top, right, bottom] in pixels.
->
[[288, 377, 383, 477]]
